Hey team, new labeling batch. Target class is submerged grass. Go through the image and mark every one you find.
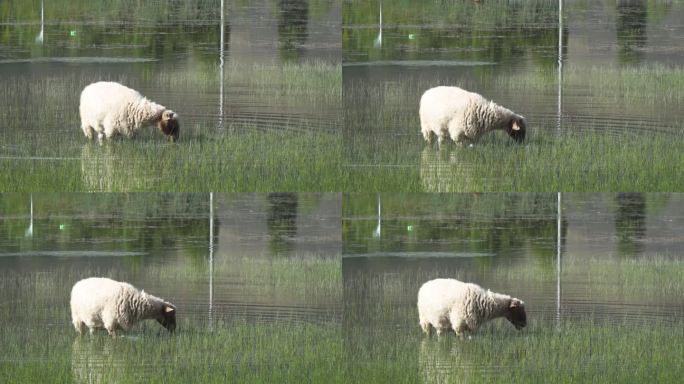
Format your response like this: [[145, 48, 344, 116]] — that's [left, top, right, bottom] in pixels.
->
[[0, 60, 341, 192], [1, 313, 681, 383], [343, 64, 684, 191], [339, 251, 684, 383], [344, 130, 684, 191], [0, 128, 342, 192]]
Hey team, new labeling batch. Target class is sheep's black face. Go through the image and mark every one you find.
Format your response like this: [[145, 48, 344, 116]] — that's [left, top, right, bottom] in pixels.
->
[[157, 305, 176, 332], [506, 117, 526, 143], [159, 110, 179, 142], [505, 299, 527, 330]]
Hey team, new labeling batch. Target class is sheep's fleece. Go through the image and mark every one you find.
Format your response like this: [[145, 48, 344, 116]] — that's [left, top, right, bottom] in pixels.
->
[[419, 86, 526, 145], [79, 81, 179, 141], [418, 278, 526, 336], [70, 277, 176, 336]]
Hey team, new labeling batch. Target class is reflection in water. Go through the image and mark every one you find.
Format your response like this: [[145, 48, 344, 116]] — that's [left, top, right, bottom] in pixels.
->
[[80, 143, 156, 191], [614, 193, 646, 256], [420, 147, 475, 192], [267, 193, 299, 255], [71, 338, 124, 384], [0, 194, 214, 261], [373, 2, 382, 48], [419, 339, 471, 384], [616, 0, 648, 64], [278, 0, 308, 61]]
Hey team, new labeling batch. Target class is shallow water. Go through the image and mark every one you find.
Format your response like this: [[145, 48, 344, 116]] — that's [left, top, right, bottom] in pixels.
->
[[1, 192, 683, 381], [343, 192, 684, 326], [0, 193, 342, 326], [342, 192, 684, 380], [343, 0, 684, 190], [0, 0, 341, 190]]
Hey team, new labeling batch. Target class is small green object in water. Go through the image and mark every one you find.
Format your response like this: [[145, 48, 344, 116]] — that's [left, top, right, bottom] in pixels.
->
[[408, 34, 415, 40], [407, 225, 413, 231], [59, 224, 65, 230], [70, 30, 76, 37]]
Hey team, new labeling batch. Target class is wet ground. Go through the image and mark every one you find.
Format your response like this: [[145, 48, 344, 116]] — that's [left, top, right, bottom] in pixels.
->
[[343, 0, 684, 191], [342, 192, 684, 380], [0, 0, 341, 191], [0, 193, 341, 326]]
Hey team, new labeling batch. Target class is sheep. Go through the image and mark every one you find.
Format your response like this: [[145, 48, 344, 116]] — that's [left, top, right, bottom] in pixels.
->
[[419, 86, 526, 146], [417, 278, 526, 337], [79, 81, 179, 142], [70, 277, 176, 336]]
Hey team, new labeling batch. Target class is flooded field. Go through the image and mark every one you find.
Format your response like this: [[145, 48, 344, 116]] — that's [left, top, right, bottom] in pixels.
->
[[342, 193, 684, 382], [343, 0, 684, 191], [0, 0, 341, 191], [1, 192, 683, 382], [0, 193, 343, 382]]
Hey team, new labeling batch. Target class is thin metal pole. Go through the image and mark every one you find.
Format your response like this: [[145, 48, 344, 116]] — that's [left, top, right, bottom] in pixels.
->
[[209, 192, 214, 329], [556, 192, 562, 329], [557, 0, 563, 134], [219, 0, 225, 129], [373, 193, 381, 238]]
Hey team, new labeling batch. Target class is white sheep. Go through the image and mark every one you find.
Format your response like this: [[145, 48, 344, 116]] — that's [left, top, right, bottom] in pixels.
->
[[70, 277, 176, 336], [419, 86, 526, 146], [417, 278, 526, 337], [79, 81, 179, 142]]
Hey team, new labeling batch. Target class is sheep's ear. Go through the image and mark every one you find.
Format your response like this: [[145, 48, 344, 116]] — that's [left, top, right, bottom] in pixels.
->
[[164, 305, 175, 313], [510, 299, 523, 308], [511, 120, 521, 131]]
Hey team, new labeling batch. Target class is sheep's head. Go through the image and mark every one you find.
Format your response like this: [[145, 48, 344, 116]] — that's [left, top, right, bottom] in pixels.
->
[[505, 116, 526, 143], [158, 110, 179, 142], [157, 304, 176, 332], [504, 298, 527, 330]]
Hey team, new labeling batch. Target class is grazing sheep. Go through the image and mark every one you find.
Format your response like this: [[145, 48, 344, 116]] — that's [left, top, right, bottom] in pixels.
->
[[70, 277, 176, 336], [79, 81, 179, 142], [419, 86, 526, 146], [417, 278, 526, 337]]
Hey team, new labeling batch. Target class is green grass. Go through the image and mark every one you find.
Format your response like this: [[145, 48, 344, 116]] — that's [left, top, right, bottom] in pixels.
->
[[338, 252, 684, 383], [0, 126, 342, 192], [0, 320, 347, 384], [343, 64, 684, 191], [2, 315, 681, 383], [0, 60, 342, 192], [341, 319, 684, 384]]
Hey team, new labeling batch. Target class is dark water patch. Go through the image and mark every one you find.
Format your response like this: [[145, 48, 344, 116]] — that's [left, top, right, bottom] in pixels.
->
[[343, 1, 684, 190], [343, 193, 684, 332], [0, 57, 157, 64], [0, 0, 341, 190], [0, 251, 146, 257], [344, 60, 496, 67]]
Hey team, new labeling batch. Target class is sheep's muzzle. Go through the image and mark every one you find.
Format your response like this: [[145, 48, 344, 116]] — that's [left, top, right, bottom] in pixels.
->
[[506, 117, 526, 143], [505, 299, 527, 330], [158, 305, 177, 332], [159, 110, 179, 142]]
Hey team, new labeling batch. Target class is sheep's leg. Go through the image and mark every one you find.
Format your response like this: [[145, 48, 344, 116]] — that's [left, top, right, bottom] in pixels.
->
[[449, 310, 468, 339], [453, 131, 470, 146], [421, 127, 435, 144], [419, 319, 432, 336], [102, 118, 117, 140], [437, 134, 447, 150], [72, 319, 87, 335], [81, 124, 95, 140], [105, 322, 119, 337]]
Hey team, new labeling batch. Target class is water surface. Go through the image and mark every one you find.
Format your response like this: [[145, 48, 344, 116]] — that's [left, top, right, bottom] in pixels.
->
[[0, 0, 342, 191], [343, 0, 684, 191], [343, 192, 684, 380]]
